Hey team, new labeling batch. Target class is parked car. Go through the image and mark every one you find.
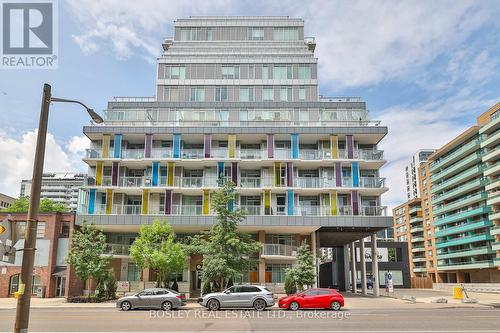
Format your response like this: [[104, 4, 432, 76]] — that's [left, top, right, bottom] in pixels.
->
[[278, 288, 344, 311], [351, 278, 373, 289], [198, 285, 274, 311], [117, 288, 186, 311]]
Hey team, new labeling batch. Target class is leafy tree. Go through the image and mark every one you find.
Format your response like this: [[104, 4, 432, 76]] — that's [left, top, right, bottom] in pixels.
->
[[285, 241, 316, 291], [2, 197, 68, 213], [96, 270, 117, 300], [187, 182, 261, 292], [284, 273, 297, 295], [129, 219, 186, 288], [67, 222, 109, 297]]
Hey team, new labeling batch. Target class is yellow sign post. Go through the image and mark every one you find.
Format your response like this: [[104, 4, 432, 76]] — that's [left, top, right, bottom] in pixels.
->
[[453, 286, 464, 299]]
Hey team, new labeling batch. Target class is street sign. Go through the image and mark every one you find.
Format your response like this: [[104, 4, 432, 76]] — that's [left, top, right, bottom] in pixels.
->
[[0, 226, 5, 234], [385, 271, 394, 293]]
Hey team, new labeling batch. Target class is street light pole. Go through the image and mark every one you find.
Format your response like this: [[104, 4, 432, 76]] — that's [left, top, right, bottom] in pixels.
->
[[14, 83, 51, 333], [14, 83, 102, 333]]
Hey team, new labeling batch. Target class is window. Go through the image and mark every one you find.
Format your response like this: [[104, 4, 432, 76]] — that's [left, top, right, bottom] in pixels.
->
[[215, 86, 228, 102], [168, 87, 179, 102], [248, 65, 255, 79], [222, 66, 239, 79], [273, 27, 299, 41], [190, 87, 205, 102], [61, 222, 70, 237], [248, 27, 264, 40], [273, 65, 292, 80], [298, 87, 306, 101], [262, 87, 274, 101], [9, 274, 19, 295], [280, 87, 292, 101], [298, 65, 311, 79], [16, 222, 45, 239], [239, 87, 254, 102], [241, 286, 261, 292], [169, 66, 186, 79], [32, 275, 41, 293], [262, 65, 269, 80]]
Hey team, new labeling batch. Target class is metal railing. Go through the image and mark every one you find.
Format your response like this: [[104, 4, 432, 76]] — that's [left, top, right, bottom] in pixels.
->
[[172, 204, 203, 215], [295, 177, 320, 188], [182, 149, 204, 159], [239, 149, 264, 159], [121, 149, 145, 159], [262, 244, 297, 257], [151, 148, 171, 159], [211, 148, 228, 158], [240, 177, 261, 188], [113, 204, 142, 215], [104, 243, 131, 256], [241, 205, 262, 215]]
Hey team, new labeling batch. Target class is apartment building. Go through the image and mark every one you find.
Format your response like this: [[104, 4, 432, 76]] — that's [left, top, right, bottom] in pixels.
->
[[76, 16, 392, 296], [405, 150, 435, 200], [20, 173, 86, 212], [0, 193, 15, 210]]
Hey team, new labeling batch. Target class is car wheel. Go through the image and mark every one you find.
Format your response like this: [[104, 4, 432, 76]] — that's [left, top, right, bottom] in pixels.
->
[[207, 299, 220, 311], [161, 301, 173, 311], [289, 301, 300, 311], [368, 285, 373, 289], [121, 301, 131, 311], [253, 299, 266, 311], [330, 301, 341, 311]]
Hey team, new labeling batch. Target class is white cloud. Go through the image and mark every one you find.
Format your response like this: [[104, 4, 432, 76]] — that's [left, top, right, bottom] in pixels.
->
[[66, 0, 498, 88], [0, 130, 88, 197]]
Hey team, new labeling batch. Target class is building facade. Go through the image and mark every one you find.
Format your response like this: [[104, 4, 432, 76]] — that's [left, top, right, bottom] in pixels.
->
[[0, 212, 83, 298], [20, 173, 86, 212], [405, 150, 435, 200], [0, 193, 15, 210], [76, 16, 392, 296]]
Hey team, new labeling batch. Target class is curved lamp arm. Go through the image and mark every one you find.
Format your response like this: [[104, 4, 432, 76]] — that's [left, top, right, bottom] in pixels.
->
[[50, 97, 103, 123]]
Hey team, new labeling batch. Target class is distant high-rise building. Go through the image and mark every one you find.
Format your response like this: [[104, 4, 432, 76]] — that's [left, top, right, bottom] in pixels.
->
[[405, 150, 435, 200], [0, 193, 15, 209], [20, 173, 86, 212]]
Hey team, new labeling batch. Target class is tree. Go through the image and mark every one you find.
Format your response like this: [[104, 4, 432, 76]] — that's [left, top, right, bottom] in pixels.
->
[[129, 219, 186, 288], [1, 197, 68, 213], [285, 241, 316, 291], [187, 182, 261, 292], [66, 222, 109, 297]]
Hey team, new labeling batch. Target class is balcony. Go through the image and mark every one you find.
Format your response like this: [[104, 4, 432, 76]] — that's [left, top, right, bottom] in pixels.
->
[[262, 244, 297, 258], [120, 176, 151, 187], [432, 177, 487, 204], [240, 177, 261, 188], [212, 148, 228, 158], [436, 246, 494, 260], [433, 206, 491, 227], [295, 177, 320, 188], [434, 220, 492, 238], [151, 148, 171, 159], [295, 205, 322, 216], [430, 152, 482, 182], [122, 149, 145, 159], [360, 206, 387, 216], [433, 191, 488, 216], [239, 149, 263, 159], [437, 260, 495, 271], [435, 233, 494, 249], [181, 177, 203, 188], [359, 177, 386, 188], [431, 165, 484, 194], [86, 148, 103, 159], [113, 204, 142, 215], [356, 149, 384, 161], [430, 139, 480, 172], [104, 243, 131, 256], [182, 149, 204, 159], [274, 149, 291, 159], [241, 205, 262, 216], [172, 204, 203, 215]]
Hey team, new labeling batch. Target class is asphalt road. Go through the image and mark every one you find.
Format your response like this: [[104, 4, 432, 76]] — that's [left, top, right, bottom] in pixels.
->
[[0, 307, 499, 332]]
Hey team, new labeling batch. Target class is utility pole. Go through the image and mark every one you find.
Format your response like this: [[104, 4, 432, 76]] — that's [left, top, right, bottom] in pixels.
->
[[14, 83, 51, 333]]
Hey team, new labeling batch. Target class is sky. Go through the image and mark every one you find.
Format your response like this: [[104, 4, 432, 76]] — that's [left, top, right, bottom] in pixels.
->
[[0, 0, 499, 211]]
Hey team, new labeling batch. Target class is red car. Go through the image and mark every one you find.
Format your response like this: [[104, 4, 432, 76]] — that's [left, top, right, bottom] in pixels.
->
[[278, 288, 344, 311]]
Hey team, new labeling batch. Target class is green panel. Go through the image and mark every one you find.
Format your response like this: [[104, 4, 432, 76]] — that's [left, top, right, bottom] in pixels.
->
[[433, 192, 488, 216], [437, 247, 494, 260], [434, 220, 492, 238], [436, 234, 494, 249], [432, 178, 487, 204], [431, 165, 484, 194], [433, 206, 491, 227], [431, 151, 482, 183]]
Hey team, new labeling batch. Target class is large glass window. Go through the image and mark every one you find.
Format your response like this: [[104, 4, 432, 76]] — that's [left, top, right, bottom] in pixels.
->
[[222, 66, 239, 79], [273, 65, 292, 80], [169, 66, 186, 79], [262, 65, 269, 80], [239, 87, 254, 102], [215, 86, 228, 102], [9, 274, 19, 294], [248, 27, 264, 40], [190, 87, 205, 102], [273, 27, 299, 41], [298, 87, 306, 101], [280, 87, 292, 101], [263, 87, 274, 101], [266, 264, 292, 283], [298, 65, 311, 79]]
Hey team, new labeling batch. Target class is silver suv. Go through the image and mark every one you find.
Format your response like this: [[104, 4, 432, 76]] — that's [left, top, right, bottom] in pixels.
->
[[198, 285, 274, 311]]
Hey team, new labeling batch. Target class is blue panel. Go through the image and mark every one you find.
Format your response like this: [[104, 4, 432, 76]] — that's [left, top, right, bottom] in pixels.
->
[[217, 162, 225, 181], [287, 189, 294, 215], [152, 161, 159, 186], [88, 189, 96, 214], [352, 162, 359, 187], [291, 134, 299, 159], [173, 134, 181, 158], [113, 134, 122, 158], [228, 199, 234, 212]]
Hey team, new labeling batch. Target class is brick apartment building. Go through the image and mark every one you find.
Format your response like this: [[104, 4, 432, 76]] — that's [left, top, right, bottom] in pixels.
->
[[0, 212, 83, 298]]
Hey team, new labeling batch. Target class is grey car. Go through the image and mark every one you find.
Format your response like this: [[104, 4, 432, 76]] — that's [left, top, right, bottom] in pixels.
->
[[198, 285, 275, 311], [117, 288, 186, 311]]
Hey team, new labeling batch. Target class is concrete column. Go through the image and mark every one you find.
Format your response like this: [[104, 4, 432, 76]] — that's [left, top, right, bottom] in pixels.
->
[[311, 231, 318, 287], [258, 230, 266, 284], [350, 242, 357, 293], [360, 237, 368, 295], [371, 233, 380, 297]]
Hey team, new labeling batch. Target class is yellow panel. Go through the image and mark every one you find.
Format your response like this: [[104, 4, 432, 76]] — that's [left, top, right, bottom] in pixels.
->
[[102, 134, 110, 158], [330, 135, 338, 159], [96, 161, 103, 186], [274, 162, 281, 187], [106, 189, 113, 214], [167, 162, 174, 186], [142, 189, 149, 214], [203, 190, 210, 215], [264, 190, 271, 215], [330, 190, 337, 216], [228, 134, 236, 158]]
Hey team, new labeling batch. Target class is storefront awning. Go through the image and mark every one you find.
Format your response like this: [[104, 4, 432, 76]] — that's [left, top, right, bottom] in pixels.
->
[[52, 267, 67, 277]]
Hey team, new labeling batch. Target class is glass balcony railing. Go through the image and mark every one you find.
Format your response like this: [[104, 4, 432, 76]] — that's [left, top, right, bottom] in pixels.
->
[[359, 177, 386, 188], [241, 205, 262, 215], [172, 204, 203, 215], [104, 243, 131, 256], [211, 148, 228, 158], [151, 148, 171, 159], [181, 149, 204, 159], [85, 148, 103, 158], [113, 204, 142, 215], [262, 244, 297, 257], [122, 149, 145, 159], [240, 177, 261, 188], [239, 149, 264, 159], [274, 149, 291, 159], [295, 177, 320, 188]]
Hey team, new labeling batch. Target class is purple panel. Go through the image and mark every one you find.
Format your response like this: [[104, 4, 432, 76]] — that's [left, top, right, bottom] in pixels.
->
[[346, 135, 354, 159], [335, 162, 342, 187], [145, 134, 152, 158], [111, 162, 119, 186], [204, 134, 211, 158], [231, 162, 238, 184], [165, 189, 172, 215], [352, 190, 359, 215], [286, 162, 293, 187], [267, 134, 274, 159]]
